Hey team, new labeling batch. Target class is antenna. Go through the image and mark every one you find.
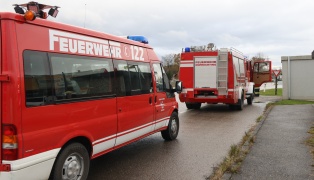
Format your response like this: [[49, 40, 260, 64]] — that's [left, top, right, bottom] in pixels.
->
[[84, 3, 86, 28]]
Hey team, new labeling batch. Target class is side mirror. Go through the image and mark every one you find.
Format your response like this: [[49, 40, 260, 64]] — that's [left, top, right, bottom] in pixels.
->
[[175, 81, 182, 93]]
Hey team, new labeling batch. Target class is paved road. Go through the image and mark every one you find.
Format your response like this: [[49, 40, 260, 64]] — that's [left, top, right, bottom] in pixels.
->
[[88, 96, 280, 180]]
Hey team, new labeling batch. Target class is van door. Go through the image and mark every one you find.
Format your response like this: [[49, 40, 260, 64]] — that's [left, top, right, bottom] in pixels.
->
[[252, 61, 272, 87], [152, 63, 175, 130], [115, 60, 154, 146]]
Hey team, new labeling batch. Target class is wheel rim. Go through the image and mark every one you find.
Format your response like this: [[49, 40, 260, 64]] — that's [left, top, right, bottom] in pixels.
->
[[170, 118, 178, 136], [62, 152, 84, 180]]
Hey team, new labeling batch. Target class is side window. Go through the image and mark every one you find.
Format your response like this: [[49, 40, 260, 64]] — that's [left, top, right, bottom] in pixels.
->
[[128, 64, 141, 95], [161, 65, 171, 91], [153, 64, 164, 92], [233, 56, 240, 77], [114, 60, 131, 96], [254, 62, 270, 73], [114, 61, 152, 96], [50, 54, 114, 101], [24, 51, 52, 107], [23, 50, 115, 107], [153, 63, 173, 98], [138, 63, 153, 94], [238, 59, 245, 77], [129, 62, 152, 95]]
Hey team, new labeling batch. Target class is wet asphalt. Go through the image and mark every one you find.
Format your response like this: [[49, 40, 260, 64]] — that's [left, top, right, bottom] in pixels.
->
[[87, 96, 280, 180]]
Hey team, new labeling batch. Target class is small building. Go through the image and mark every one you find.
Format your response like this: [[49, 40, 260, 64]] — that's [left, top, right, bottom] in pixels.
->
[[281, 55, 314, 100]]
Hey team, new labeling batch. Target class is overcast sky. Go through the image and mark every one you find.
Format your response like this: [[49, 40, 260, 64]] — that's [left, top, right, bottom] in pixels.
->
[[2, 0, 314, 67]]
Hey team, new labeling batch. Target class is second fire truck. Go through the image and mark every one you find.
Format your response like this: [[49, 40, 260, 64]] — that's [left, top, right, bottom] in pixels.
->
[[178, 43, 272, 110]]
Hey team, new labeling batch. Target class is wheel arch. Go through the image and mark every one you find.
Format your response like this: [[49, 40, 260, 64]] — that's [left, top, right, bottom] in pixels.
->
[[61, 136, 93, 158], [168, 103, 179, 117]]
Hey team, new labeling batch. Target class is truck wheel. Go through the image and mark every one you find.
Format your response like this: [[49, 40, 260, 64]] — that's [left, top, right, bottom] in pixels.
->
[[50, 143, 90, 180], [247, 94, 253, 105], [254, 88, 260, 97], [236, 94, 244, 110], [186, 102, 194, 109], [161, 112, 179, 141], [193, 103, 201, 109]]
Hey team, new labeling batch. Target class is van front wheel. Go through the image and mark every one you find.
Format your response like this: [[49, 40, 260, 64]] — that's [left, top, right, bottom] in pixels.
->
[[161, 112, 179, 141], [50, 143, 90, 180]]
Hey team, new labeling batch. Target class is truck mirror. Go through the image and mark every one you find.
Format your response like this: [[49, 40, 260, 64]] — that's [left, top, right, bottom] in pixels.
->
[[175, 81, 182, 93]]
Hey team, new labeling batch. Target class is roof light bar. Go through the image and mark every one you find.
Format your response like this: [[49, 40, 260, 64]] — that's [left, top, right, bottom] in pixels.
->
[[13, 1, 60, 21], [14, 5, 25, 14], [127, 36, 149, 44]]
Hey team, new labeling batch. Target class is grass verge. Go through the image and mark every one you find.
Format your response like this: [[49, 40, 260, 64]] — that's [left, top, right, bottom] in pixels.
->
[[273, 99, 314, 105], [259, 88, 282, 96], [307, 127, 314, 146], [307, 126, 314, 165], [208, 127, 256, 180]]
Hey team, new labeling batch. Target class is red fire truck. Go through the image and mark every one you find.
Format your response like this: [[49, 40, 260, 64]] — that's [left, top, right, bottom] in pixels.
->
[[0, 2, 181, 179], [178, 43, 272, 110]]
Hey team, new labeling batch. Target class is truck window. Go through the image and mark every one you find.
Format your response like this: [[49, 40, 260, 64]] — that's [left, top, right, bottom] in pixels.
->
[[153, 63, 173, 98], [50, 54, 114, 100], [24, 51, 52, 106], [23, 50, 115, 107], [114, 61, 152, 96], [254, 62, 270, 73], [129, 62, 152, 95]]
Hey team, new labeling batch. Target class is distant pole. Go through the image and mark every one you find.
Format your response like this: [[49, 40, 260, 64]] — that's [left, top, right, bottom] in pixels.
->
[[84, 4, 86, 28], [275, 76, 278, 95], [288, 56, 291, 99]]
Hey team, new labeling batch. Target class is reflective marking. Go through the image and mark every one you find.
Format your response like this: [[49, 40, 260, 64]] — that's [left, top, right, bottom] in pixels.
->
[[92, 117, 170, 155], [180, 64, 193, 67], [182, 88, 193, 93]]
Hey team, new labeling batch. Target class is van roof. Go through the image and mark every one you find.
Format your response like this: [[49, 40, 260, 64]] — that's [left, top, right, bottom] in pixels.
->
[[0, 12, 152, 49]]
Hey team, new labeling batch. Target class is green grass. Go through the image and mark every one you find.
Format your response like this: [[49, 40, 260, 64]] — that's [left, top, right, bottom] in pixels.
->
[[259, 88, 282, 96]]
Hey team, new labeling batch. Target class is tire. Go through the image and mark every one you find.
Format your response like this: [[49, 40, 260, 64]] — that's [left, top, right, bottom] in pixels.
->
[[236, 93, 244, 110], [229, 104, 235, 110], [186, 102, 201, 109], [161, 112, 179, 141], [193, 103, 201, 109], [247, 94, 253, 105], [186, 102, 194, 109], [254, 88, 260, 97], [50, 143, 90, 180]]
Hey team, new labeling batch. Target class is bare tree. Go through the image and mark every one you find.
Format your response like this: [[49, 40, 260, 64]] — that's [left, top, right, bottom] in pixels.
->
[[162, 54, 175, 66], [162, 53, 180, 80], [251, 52, 268, 61]]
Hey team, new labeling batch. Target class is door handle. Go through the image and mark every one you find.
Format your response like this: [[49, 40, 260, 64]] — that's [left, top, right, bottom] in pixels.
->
[[149, 97, 152, 104]]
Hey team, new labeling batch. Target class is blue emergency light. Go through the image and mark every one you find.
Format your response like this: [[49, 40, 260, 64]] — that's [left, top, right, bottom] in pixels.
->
[[127, 36, 149, 44], [185, 47, 191, 52]]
